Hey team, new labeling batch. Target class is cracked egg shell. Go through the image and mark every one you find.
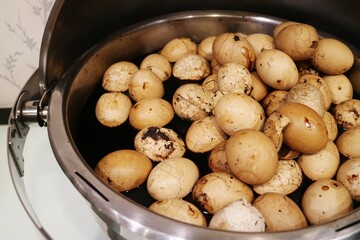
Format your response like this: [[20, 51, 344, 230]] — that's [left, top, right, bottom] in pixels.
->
[[147, 157, 199, 201], [212, 32, 256, 70], [285, 83, 326, 117], [277, 102, 328, 154], [209, 199, 265, 232], [217, 62, 253, 95], [225, 129, 278, 185], [129, 97, 174, 130], [192, 171, 254, 214], [263, 110, 291, 152], [140, 53, 172, 81], [94, 149, 152, 192], [134, 126, 186, 162], [272, 21, 298, 38], [301, 179, 353, 225], [202, 73, 219, 92], [149, 199, 207, 227], [102, 61, 139, 92], [252, 159, 302, 195], [173, 54, 210, 80], [298, 73, 332, 110], [160, 37, 197, 62], [185, 116, 228, 153], [333, 99, 360, 129], [336, 157, 360, 201], [274, 23, 319, 61], [253, 192, 308, 232], [262, 90, 288, 116], [172, 83, 215, 121]]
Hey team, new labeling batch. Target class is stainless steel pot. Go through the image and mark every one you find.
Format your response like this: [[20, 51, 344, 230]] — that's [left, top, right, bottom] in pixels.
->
[[8, 0, 360, 239]]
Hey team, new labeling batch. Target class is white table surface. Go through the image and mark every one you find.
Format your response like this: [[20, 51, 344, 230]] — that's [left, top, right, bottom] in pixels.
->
[[0, 125, 111, 239]]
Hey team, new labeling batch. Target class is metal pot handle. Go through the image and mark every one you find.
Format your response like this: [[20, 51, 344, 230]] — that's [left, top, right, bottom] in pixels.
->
[[7, 69, 52, 240]]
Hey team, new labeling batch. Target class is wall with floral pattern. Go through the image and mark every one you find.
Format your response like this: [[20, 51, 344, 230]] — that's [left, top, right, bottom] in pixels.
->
[[0, 0, 55, 108]]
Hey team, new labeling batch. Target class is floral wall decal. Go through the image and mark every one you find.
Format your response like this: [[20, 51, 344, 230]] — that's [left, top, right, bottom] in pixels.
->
[[0, 0, 55, 108]]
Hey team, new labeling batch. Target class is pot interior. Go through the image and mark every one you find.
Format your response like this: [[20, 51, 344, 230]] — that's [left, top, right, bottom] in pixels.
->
[[71, 11, 288, 209], [56, 10, 359, 237]]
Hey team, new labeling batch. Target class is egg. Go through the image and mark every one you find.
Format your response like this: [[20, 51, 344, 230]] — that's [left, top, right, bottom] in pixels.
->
[[192, 171, 254, 214], [198, 36, 216, 61], [140, 53, 172, 81], [95, 92, 132, 127], [298, 73, 332, 110], [255, 49, 299, 90], [277, 102, 328, 154], [212, 32, 256, 70], [185, 116, 228, 153], [246, 33, 275, 57], [336, 125, 360, 158], [322, 74, 353, 104], [208, 141, 231, 174], [128, 69, 165, 102], [209, 199, 265, 232], [298, 140, 340, 181], [160, 37, 197, 62], [336, 157, 360, 201], [129, 97, 174, 129], [217, 62, 253, 95], [102, 61, 139, 92], [173, 54, 210, 80], [272, 21, 298, 38], [94, 149, 152, 192], [262, 110, 291, 151], [252, 159, 302, 195], [285, 83, 326, 117], [214, 93, 265, 136], [311, 38, 354, 75], [202, 73, 219, 92], [147, 157, 199, 200], [348, 57, 360, 95], [323, 111, 339, 141], [277, 146, 300, 160], [302, 179, 353, 225], [275, 23, 319, 61], [249, 71, 269, 101], [332, 99, 360, 129], [253, 192, 308, 231], [225, 129, 279, 185], [134, 126, 186, 162], [172, 83, 215, 121], [210, 58, 221, 74], [261, 90, 288, 116], [149, 199, 207, 227]]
